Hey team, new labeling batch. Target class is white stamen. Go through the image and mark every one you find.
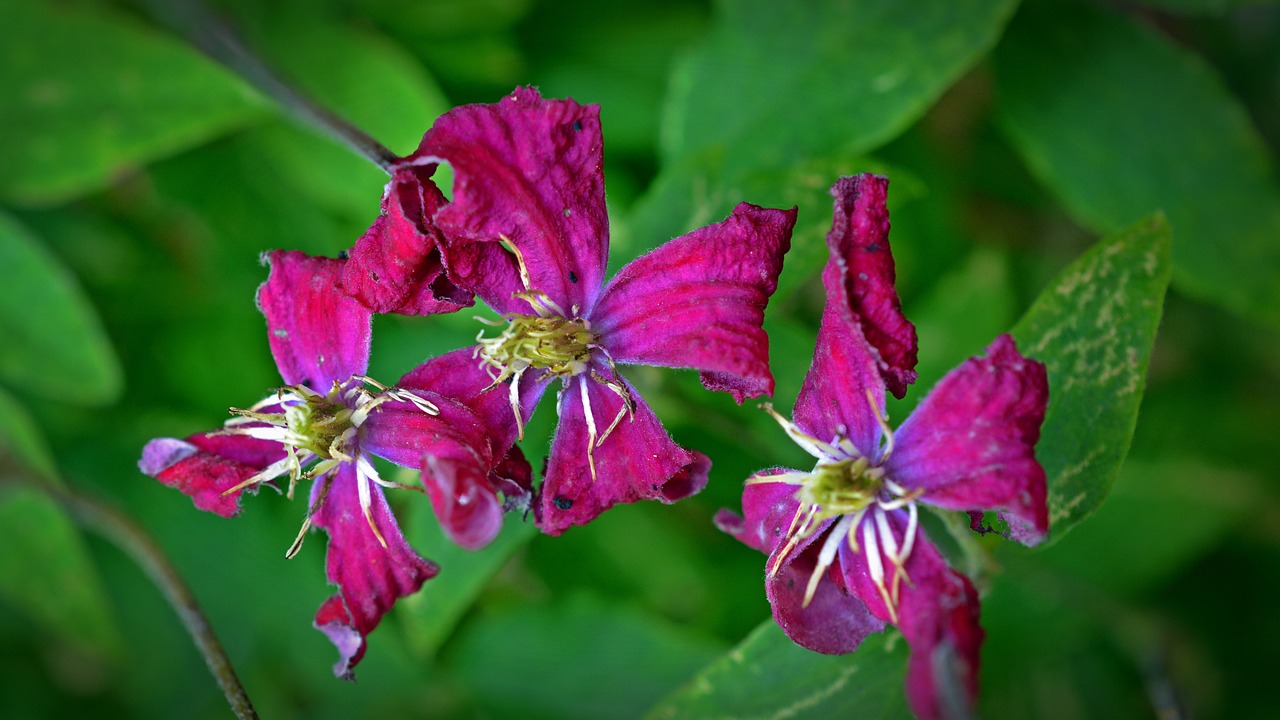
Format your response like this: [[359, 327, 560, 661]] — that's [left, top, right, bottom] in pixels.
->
[[579, 376, 599, 482], [355, 455, 388, 549], [803, 515, 855, 607], [761, 403, 844, 461]]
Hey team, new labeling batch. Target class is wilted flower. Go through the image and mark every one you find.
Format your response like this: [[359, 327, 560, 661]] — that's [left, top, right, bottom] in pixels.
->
[[140, 250, 528, 678], [716, 175, 1049, 720]]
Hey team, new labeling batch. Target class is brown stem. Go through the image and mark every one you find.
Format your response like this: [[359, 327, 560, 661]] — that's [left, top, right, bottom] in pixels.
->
[[141, 0, 398, 174]]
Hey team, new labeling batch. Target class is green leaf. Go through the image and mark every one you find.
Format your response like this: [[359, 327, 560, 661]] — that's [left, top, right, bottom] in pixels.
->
[[398, 504, 537, 656], [0, 386, 56, 480], [450, 593, 728, 720], [995, 0, 1280, 327], [244, 9, 451, 218], [0, 2, 267, 205], [1010, 214, 1173, 539], [1033, 458, 1260, 596], [646, 621, 911, 720], [0, 486, 122, 659], [0, 212, 122, 404], [633, 0, 1018, 242]]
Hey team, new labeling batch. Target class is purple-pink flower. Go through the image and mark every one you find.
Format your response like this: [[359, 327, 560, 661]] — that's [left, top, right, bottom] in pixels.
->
[[716, 175, 1050, 720], [139, 250, 528, 679], [350, 87, 798, 534]]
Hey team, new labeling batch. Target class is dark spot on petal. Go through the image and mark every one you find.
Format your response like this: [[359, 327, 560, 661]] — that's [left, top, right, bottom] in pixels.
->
[[553, 496, 573, 510], [572, 120, 583, 132], [866, 243, 880, 252], [371, 271, 380, 283], [858, 272, 868, 281], [568, 271, 578, 284], [337, 250, 349, 260], [563, 208, 572, 218]]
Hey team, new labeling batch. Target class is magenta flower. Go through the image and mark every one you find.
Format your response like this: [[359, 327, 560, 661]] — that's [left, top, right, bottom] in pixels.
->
[[715, 175, 1049, 720], [139, 250, 528, 678], [357, 87, 797, 534]]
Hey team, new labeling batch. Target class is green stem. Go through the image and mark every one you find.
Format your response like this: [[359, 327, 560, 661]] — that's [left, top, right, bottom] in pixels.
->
[[141, 0, 398, 174], [3, 464, 259, 720]]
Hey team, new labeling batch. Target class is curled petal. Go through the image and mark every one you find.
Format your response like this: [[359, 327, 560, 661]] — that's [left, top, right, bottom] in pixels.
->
[[310, 464, 437, 680], [717, 478, 885, 654], [139, 432, 284, 517], [341, 164, 473, 316], [825, 175, 917, 398], [713, 472, 803, 555], [838, 512, 982, 720], [536, 373, 709, 535], [259, 251, 371, 388], [589, 203, 796, 403], [419, 86, 609, 314], [792, 301, 887, 458], [886, 334, 1050, 545], [369, 350, 544, 548]]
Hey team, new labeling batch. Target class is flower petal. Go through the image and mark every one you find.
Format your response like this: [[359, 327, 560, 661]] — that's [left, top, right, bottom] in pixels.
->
[[792, 302, 886, 457], [259, 250, 371, 388], [417, 87, 609, 313], [838, 511, 982, 720], [825, 175, 917, 398], [139, 432, 285, 517], [716, 478, 885, 654], [536, 372, 709, 535], [589, 203, 796, 403], [372, 348, 545, 549], [341, 163, 474, 316], [310, 464, 438, 680], [885, 334, 1050, 545]]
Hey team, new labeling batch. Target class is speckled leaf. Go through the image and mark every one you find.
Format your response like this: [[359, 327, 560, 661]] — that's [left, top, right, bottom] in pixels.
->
[[0, 487, 122, 659], [634, 0, 1018, 242], [0, 2, 266, 205], [645, 621, 911, 720], [996, 0, 1280, 327], [0, 212, 122, 404], [1010, 214, 1173, 540]]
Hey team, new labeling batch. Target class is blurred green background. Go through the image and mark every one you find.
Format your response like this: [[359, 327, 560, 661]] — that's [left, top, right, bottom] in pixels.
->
[[1, 0, 1278, 718]]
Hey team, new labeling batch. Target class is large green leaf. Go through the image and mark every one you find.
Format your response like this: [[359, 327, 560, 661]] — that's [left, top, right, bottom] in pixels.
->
[[450, 593, 728, 720], [0, 386, 56, 479], [0, 486, 122, 659], [0, 212, 122, 404], [996, 0, 1280, 327], [633, 0, 1018, 242], [646, 621, 911, 720], [0, 2, 267, 205], [1010, 214, 1173, 539]]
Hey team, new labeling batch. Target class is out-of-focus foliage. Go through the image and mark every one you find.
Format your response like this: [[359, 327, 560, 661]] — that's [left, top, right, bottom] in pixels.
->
[[1, 0, 1278, 718]]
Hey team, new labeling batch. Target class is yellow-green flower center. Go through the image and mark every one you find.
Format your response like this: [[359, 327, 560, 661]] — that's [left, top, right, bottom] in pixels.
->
[[797, 456, 885, 527], [477, 312, 596, 381]]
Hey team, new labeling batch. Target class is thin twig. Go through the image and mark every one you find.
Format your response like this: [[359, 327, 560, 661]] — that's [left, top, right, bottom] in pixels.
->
[[141, 0, 398, 174], [1, 461, 258, 720]]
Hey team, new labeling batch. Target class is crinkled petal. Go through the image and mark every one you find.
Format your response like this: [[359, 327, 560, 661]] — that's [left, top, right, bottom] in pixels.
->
[[139, 432, 285, 517], [259, 250, 371, 388], [418, 87, 609, 314], [792, 302, 885, 457], [885, 334, 1050, 545], [589, 203, 796, 403], [310, 464, 438, 680], [825, 175, 917, 398], [341, 163, 473, 315], [716, 478, 885, 654], [362, 394, 505, 550], [536, 372, 709, 535], [837, 512, 982, 720], [376, 349, 546, 548]]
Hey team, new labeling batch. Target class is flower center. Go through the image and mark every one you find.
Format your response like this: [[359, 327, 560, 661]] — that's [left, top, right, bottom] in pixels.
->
[[477, 311, 596, 381], [798, 456, 885, 527], [218, 376, 438, 557]]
